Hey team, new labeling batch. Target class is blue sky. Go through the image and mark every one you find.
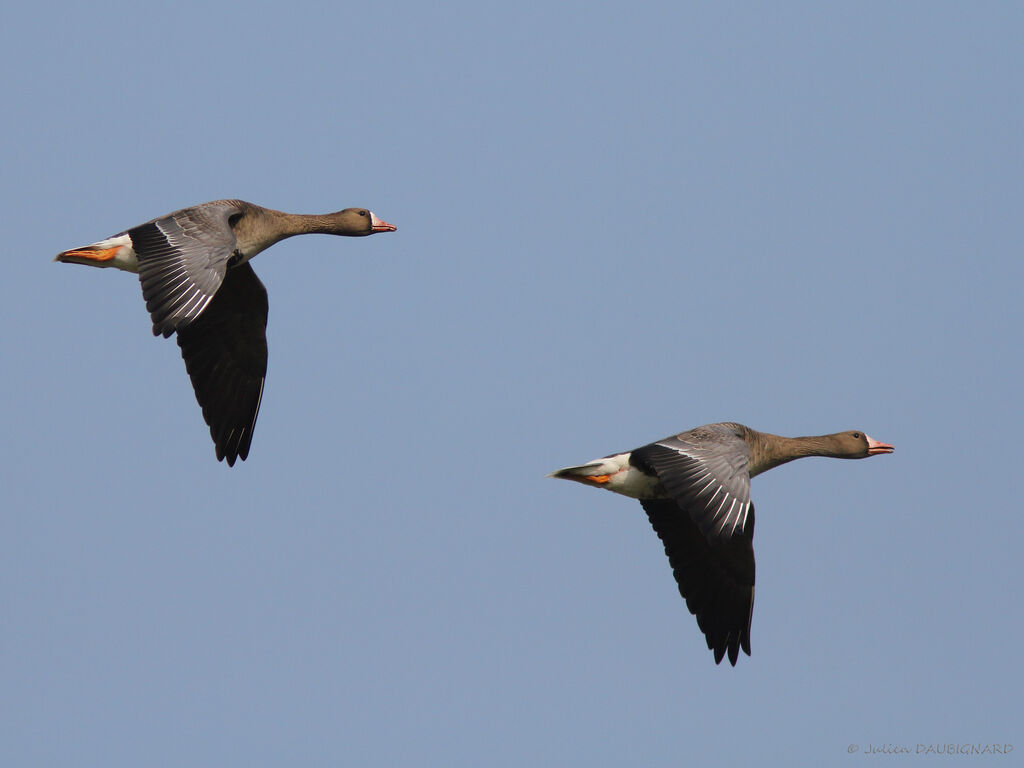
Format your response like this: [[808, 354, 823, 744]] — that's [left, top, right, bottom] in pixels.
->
[[2, 2, 1021, 765]]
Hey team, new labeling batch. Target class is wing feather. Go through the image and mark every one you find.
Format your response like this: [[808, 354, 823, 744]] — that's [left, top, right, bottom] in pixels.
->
[[632, 425, 756, 664], [175, 262, 269, 465], [131, 202, 243, 336]]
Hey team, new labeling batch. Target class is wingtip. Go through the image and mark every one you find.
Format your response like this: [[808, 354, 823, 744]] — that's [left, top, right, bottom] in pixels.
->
[[151, 321, 176, 339], [218, 449, 242, 467]]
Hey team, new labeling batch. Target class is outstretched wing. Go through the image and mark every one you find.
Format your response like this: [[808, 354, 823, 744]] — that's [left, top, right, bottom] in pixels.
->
[[175, 262, 269, 466], [639, 498, 755, 665], [632, 426, 755, 665], [130, 201, 244, 337]]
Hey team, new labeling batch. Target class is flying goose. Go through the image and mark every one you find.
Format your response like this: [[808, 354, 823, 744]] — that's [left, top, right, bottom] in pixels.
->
[[56, 199, 396, 465], [550, 422, 894, 665]]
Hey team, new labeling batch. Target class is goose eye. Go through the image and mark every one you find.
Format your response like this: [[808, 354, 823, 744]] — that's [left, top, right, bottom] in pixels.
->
[[852, 432, 861, 439], [359, 210, 367, 216]]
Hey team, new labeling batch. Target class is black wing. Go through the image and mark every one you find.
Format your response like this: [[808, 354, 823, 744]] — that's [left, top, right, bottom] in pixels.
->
[[639, 497, 755, 665], [633, 434, 755, 665], [175, 262, 268, 465]]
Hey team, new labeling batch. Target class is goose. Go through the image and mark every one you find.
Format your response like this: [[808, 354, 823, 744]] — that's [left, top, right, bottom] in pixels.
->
[[550, 422, 894, 665], [55, 200, 396, 465]]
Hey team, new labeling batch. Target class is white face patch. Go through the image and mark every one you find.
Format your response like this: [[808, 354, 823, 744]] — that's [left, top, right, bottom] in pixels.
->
[[369, 212, 384, 229]]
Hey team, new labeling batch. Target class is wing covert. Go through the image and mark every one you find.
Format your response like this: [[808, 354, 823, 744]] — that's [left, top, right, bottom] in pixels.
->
[[633, 434, 753, 542], [132, 202, 243, 336]]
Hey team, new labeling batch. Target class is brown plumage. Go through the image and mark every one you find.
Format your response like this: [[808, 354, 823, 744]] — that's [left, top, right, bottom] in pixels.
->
[[550, 422, 894, 665], [55, 200, 396, 464]]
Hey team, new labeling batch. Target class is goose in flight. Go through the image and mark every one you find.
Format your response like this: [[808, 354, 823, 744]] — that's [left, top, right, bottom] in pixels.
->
[[56, 199, 396, 465], [550, 422, 894, 665]]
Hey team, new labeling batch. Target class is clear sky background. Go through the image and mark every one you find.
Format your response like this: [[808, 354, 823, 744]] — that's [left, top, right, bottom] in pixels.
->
[[2, 2, 1021, 765]]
